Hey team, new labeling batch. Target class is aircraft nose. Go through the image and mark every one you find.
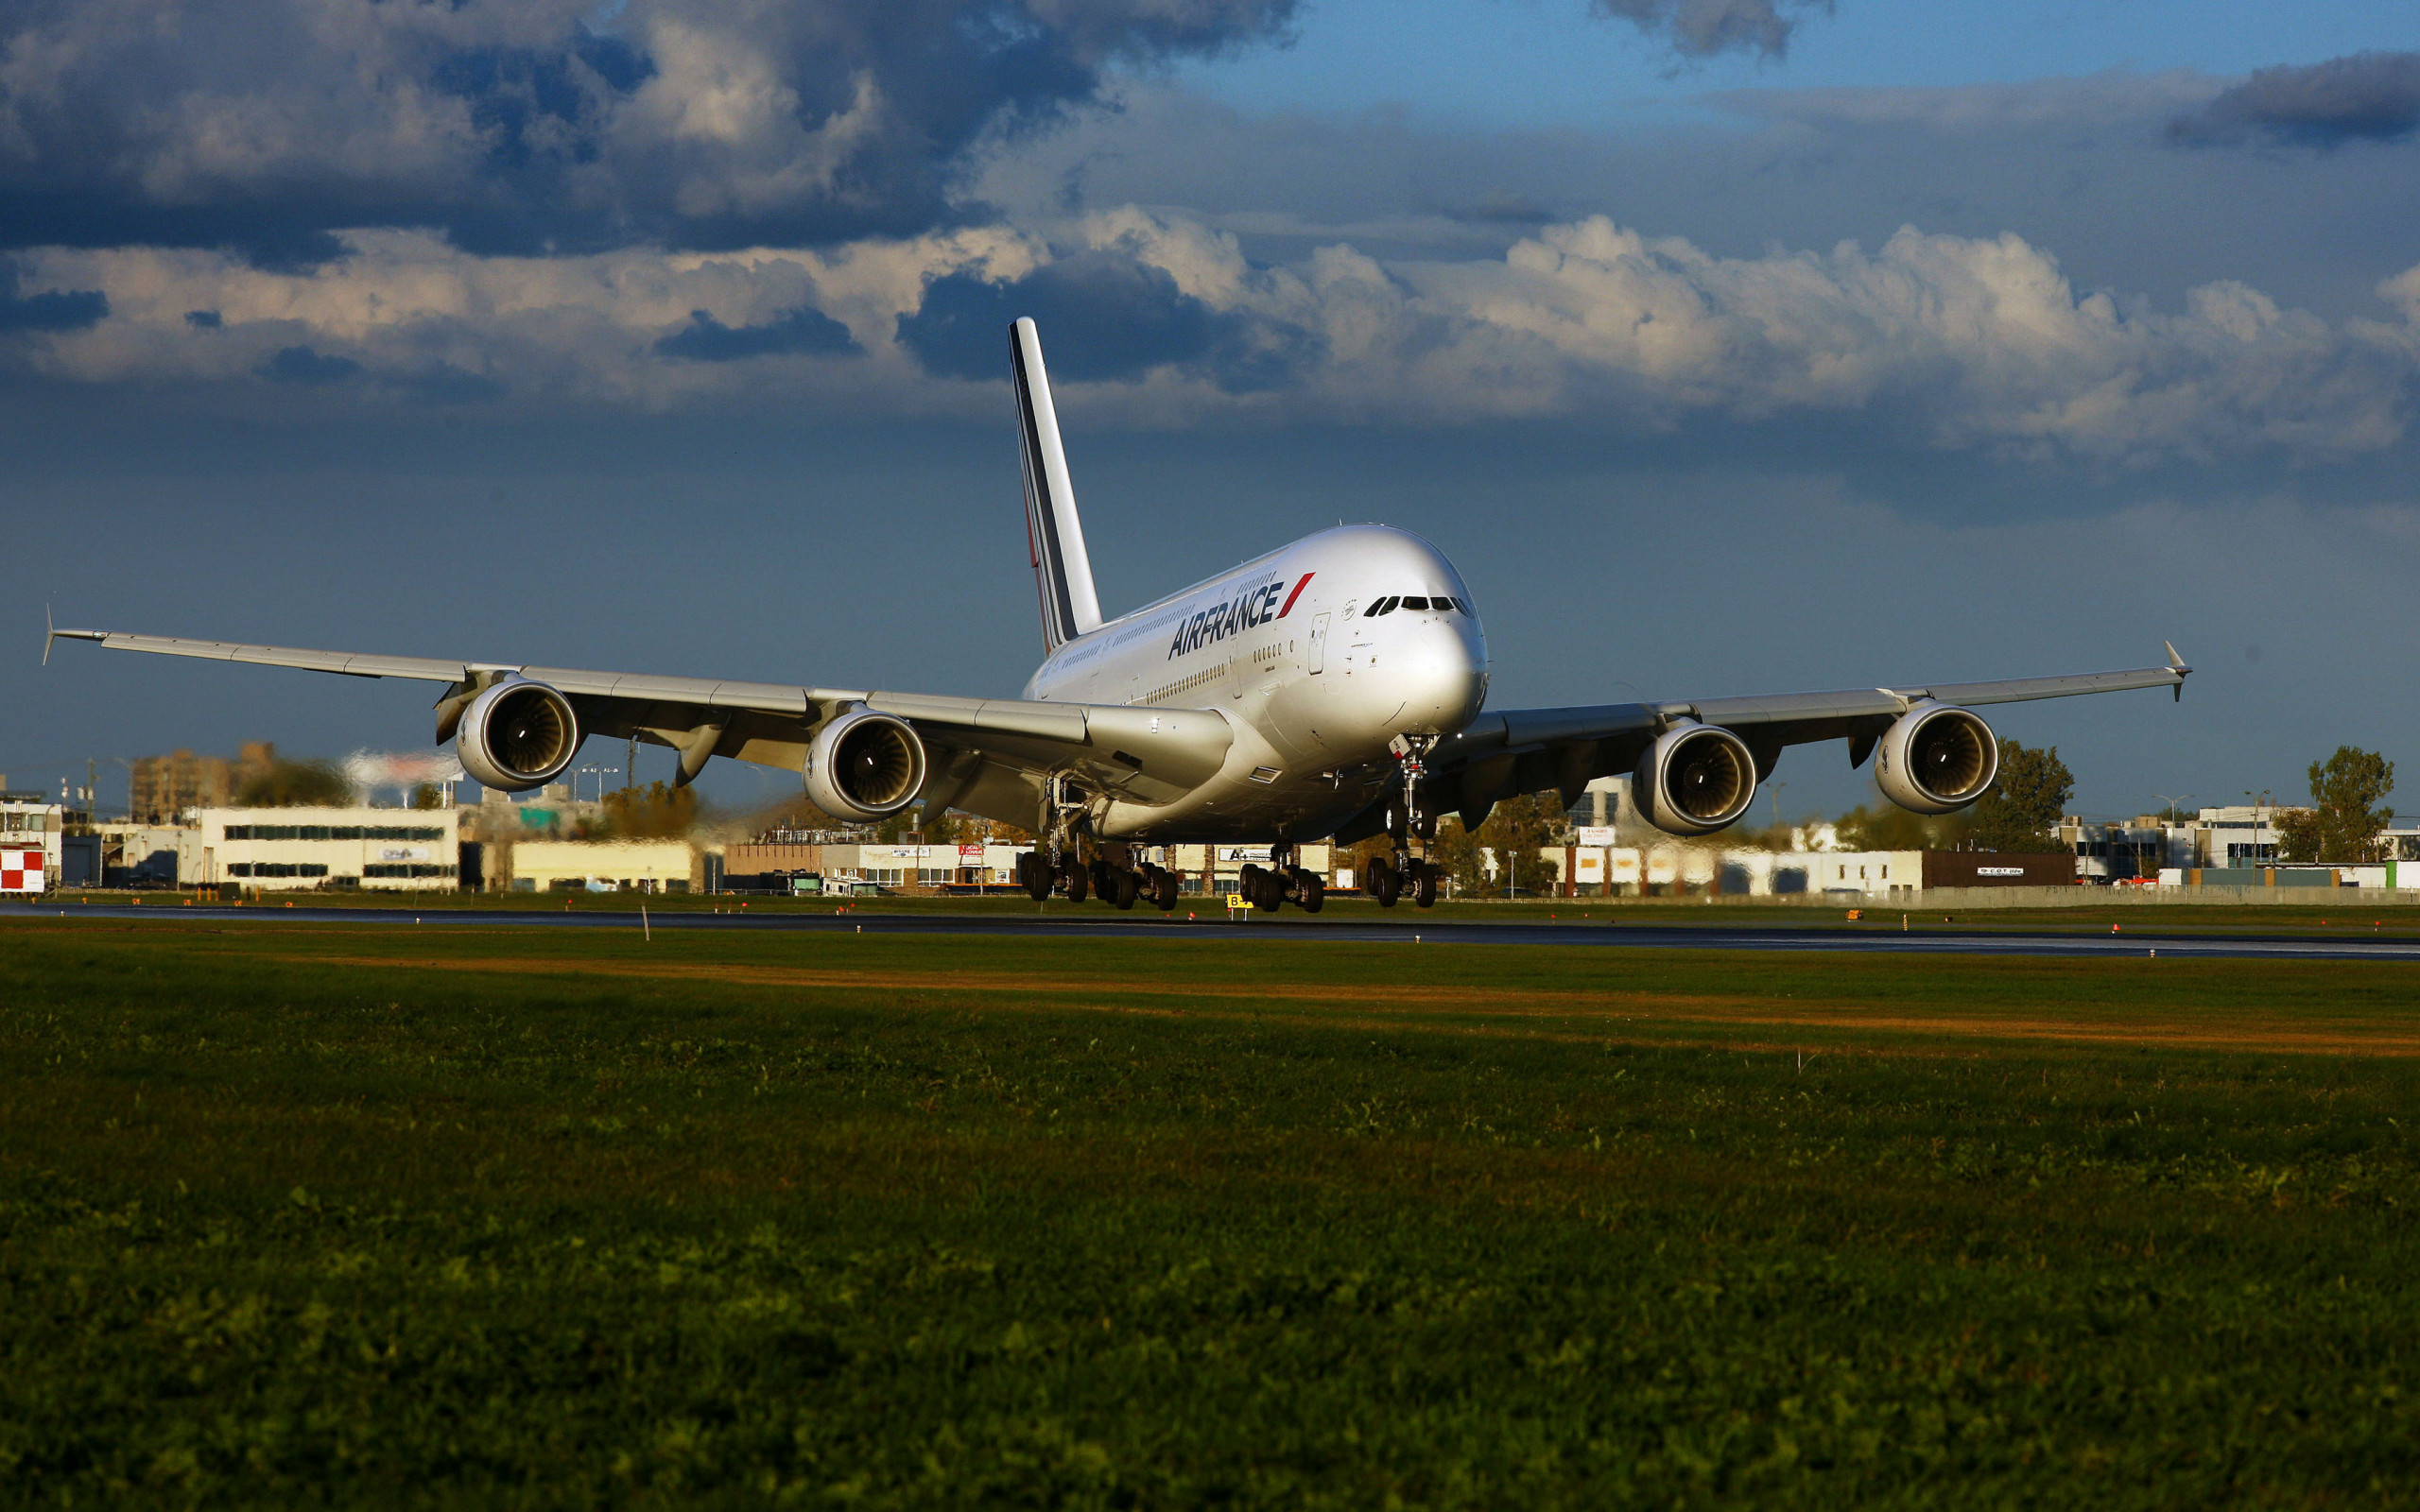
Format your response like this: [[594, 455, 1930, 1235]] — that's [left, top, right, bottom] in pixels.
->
[[1398, 618, 1486, 731]]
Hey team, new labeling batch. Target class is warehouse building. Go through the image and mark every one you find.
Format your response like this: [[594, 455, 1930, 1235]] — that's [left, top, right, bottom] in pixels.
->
[[197, 806, 466, 891], [506, 841, 700, 893]]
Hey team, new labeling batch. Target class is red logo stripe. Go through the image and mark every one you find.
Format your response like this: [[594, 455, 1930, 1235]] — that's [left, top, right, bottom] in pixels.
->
[[1276, 572, 1314, 618]]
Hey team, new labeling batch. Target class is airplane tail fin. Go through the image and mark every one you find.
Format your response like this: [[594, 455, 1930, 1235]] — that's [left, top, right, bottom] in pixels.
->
[[1010, 317, 1102, 653]]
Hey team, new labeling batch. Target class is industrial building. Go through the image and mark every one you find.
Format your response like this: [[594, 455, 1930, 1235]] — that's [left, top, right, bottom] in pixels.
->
[[507, 841, 700, 893], [195, 806, 468, 891], [127, 743, 279, 822]]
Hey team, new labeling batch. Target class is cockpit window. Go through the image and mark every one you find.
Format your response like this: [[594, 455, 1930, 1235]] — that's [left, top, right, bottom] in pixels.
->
[[1399, 595, 1427, 610], [1368, 596, 1399, 616]]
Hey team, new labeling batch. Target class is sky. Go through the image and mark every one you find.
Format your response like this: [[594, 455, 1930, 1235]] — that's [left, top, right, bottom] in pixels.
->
[[4, 0, 2418, 825]]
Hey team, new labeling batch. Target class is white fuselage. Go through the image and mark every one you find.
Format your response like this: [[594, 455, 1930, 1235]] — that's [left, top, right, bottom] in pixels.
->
[[1021, 524, 1489, 842]]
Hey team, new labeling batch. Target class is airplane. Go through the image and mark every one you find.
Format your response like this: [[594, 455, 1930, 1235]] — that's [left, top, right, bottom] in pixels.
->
[[49, 318, 2190, 913]]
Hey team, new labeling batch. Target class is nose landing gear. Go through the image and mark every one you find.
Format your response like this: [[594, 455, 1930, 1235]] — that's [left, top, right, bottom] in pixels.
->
[[1374, 733, 1443, 908]]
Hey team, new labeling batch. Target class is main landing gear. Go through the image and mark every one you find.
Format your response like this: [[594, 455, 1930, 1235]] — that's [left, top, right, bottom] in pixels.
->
[[1019, 802, 1180, 912], [1237, 843, 1325, 915], [1362, 733, 1443, 909]]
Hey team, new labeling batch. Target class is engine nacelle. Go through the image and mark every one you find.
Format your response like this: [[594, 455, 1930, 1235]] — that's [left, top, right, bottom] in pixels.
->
[[455, 679, 582, 792], [1875, 701, 1999, 815], [1634, 720, 1758, 835], [805, 707, 928, 820]]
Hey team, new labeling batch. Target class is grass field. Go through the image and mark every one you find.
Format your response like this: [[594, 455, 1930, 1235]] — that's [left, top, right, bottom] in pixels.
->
[[4, 919, 2417, 1506]]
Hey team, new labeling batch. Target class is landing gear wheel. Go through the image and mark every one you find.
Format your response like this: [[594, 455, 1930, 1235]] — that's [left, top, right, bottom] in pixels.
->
[[1293, 868, 1325, 914], [1111, 869, 1141, 910], [1062, 859, 1090, 903], [1251, 866, 1284, 912], [1147, 866, 1180, 911], [1370, 856, 1402, 908], [1089, 857, 1113, 902], [1412, 859, 1439, 909], [1018, 852, 1052, 902]]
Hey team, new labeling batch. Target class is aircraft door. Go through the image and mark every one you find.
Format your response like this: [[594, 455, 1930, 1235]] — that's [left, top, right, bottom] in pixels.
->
[[1309, 612, 1330, 674]]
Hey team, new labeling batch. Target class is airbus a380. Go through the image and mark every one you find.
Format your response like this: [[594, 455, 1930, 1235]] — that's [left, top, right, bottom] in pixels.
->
[[51, 318, 2190, 912]]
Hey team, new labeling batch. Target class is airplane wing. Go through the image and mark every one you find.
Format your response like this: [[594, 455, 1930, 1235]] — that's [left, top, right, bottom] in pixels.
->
[[44, 628, 1234, 818], [1420, 648, 2191, 827]]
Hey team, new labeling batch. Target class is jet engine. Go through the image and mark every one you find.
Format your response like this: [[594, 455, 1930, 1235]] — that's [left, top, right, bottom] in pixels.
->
[[455, 679, 582, 792], [805, 707, 928, 820], [1633, 720, 1758, 836], [1875, 701, 1999, 814]]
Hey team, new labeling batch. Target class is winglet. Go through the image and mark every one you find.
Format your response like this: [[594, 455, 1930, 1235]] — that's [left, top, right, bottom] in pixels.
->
[[43, 619, 108, 667], [2163, 640, 2191, 700]]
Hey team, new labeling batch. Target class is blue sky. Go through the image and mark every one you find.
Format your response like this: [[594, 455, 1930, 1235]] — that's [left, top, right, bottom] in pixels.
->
[[1182, 0, 2420, 128], [5, 0, 2418, 825]]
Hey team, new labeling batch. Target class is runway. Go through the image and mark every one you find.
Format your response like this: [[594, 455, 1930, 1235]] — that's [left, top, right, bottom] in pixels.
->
[[10, 901, 2420, 961]]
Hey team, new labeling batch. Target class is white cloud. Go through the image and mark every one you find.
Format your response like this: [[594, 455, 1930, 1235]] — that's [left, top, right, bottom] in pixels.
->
[[9, 210, 2417, 462]]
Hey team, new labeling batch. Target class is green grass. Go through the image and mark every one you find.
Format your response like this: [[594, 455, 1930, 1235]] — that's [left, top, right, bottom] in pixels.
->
[[4, 921, 2418, 1506]]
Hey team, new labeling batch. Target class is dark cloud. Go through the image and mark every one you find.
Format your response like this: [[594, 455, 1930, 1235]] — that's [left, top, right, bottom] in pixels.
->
[[2169, 52, 2420, 147], [654, 307, 859, 362], [1590, 0, 1831, 60], [184, 310, 222, 329], [0, 0, 1298, 264], [897, 249, 1319, 391], [0, 265, 107, 332], [258, 346, 364, 386], [897, 253, 1219, 382]]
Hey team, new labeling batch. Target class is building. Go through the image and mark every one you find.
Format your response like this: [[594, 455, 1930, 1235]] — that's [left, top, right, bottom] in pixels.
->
[[128, 743, 277, 822], [95, 822, 204, 886], [1, 789, 63, 893], [197, 806, 466, 891], [2184, 804, 2296, 868], [508, 841, 700, 893]]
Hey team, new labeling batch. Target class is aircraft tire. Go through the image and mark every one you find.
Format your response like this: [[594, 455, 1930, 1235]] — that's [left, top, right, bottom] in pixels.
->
[[1253, 867, 1284, 912], [1112, 869, 1141, 910], [1089, 857, 1113, 902], [1018, 852, 1052, 902], [1296, 869, 1324, 914], [1152, 868, 1180, 911], [1063, 859, 1090, 903], [1371, 857, 1402, 908], [1413, 860, 1439, 908]]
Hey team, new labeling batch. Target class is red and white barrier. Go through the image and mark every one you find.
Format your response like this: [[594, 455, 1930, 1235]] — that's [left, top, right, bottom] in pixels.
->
[[1, 849, 44, 893]]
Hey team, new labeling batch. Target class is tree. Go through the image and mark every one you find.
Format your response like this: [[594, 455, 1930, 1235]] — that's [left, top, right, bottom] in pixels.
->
[[1834, 803, 1967, 852], [2276, 747, 2394, 864], [234, 759, 351, 807], [1965, 741, 2072, 852], [1476, 790, 1565, 894], [600, 781, 698, 837], [1429, 816, 1486, 896]]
